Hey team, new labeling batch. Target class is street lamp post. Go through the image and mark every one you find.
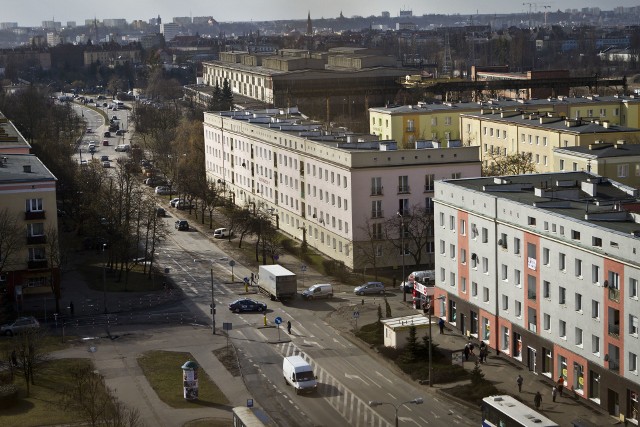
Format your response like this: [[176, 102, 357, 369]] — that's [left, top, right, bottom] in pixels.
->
[[102, 243, 108, 313], [397, 212, 406, 302], [369, 397, 424, 427], [210, 268, 216, 335]]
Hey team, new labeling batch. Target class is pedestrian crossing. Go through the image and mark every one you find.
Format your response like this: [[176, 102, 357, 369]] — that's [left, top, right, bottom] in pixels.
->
[[274, 341, 393, 427]]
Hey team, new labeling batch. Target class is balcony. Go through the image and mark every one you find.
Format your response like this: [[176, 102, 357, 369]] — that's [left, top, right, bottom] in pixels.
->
[[527, 291, 537, 300], [406, 126, 415, 132], [608, 288, 620, 302], [25, 210, 46, 220], [608, 323, 620, 338], [398, 185, 410, 194], [371, 210, 384, 219], [371, 187, 383, 196], [27, 259, 48, 269], [27, 235, 47, 245]]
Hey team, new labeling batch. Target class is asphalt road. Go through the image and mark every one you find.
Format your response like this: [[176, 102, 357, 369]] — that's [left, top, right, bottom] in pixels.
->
[[158, 215, 477, 427]]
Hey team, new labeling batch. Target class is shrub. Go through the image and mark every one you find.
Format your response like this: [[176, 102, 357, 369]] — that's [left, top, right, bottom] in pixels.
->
[[280, 238, 295, 252]]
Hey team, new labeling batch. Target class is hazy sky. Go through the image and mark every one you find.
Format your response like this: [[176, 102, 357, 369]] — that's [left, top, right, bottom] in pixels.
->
[[3, 0, 640, 26]]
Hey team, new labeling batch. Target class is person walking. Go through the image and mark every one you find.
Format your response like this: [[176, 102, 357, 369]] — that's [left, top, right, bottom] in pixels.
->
[[517, 374, 523, 392], [534, 391, 542, 410], [552, 386, 557, 402], [287, 320, 292, 334], [463, 343, 470, 361], [556, 376, 564, 397], [438, 318, 445, 334]]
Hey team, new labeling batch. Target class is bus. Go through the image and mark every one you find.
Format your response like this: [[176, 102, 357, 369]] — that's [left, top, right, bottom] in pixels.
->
[[481, 395, 559, 427], [232, 406, 267, 427]]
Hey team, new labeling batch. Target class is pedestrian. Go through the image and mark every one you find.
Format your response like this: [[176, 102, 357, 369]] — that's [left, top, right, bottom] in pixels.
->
[[479, 347, 486, 363], [287, 320, 292, 334], [517, 374, 523, 392], [438, 318, 445, 334], [556, 376, 564, 397], [534, 391, 542, 410], [69, 301, 74, 317], [468, 341, 475, 355], [463, 343, 470, 361], [552, 386, 557, 402]]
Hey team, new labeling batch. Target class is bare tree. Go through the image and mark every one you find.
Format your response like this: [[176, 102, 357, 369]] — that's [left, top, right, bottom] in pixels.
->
[[61, 365, 112, 426], [353, 217, 384, 280], [384, 205, 434, 267], [0, 208, 23, 282], [483, 151, 537, 176], [12, 328, 50, 397], [45, 224, 64, 313]]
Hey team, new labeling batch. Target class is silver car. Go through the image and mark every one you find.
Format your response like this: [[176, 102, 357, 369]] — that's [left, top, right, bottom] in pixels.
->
[[354, 282, 385, 296], [1, 316, 40, 336]]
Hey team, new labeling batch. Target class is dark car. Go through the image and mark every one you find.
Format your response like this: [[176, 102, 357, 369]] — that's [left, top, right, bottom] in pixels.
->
[[175, 220, 189, 231], [228, 298, 267, 313]]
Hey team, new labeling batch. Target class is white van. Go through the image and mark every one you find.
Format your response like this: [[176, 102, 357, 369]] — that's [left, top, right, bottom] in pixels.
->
[[213, 228, 231, 238], [283, 355, 317, 394], [115, 144, 130, 152], [408, 270, 435, 284], [301, 284, 333, 300]]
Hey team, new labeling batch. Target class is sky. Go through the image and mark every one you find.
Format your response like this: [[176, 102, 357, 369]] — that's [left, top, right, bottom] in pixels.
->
[[3, 0, 640, 27]]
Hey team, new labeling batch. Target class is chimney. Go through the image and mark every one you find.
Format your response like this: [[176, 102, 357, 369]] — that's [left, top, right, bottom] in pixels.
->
[[23, 164, 31, 173]]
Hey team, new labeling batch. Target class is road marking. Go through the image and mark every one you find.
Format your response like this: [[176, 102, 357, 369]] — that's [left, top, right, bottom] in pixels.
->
[[398, 416, 422, 426], [303, 339, 320, 347], [344, 373, 369, 385], [375, 371, 394, 383], [430, 410, 441, 419], [362, 373, 381, 388], [420, 416, 430, 424]]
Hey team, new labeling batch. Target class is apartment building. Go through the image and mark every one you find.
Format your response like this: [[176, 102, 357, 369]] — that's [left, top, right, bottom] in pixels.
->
[[460, 110, 640, 173], [369, 95, 640, 149], [0, 113, 31, 154], [0, 154, 59, 306], [554, 141, 640, 189], [203, 108, 481, 270], [433, 172, 640, 419]]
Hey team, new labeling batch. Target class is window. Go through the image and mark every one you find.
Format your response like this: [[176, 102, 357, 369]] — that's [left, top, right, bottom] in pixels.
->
[[630, 315, 639, 336], [544, 314, 551, 331], [449, 244, 456, 259], [630, 278, 638, 299], [440, 268, 446, 282], [460, 248, 467, 264], [630, 353, 638, 374], [559, 253, 566, 271], [449, 215, 455, 231], [439, 212, 444, 227], [559, 287, 566, 305], [559, 320, 567, 339], [502, 326, 510, 352], [472, 282, 478, 297], [460, 219, 466, 235], [371, 200, 383, 218], [26, 198, 43, 212], [425, 174, 435, 191], [575, 259, 583, 278], [592, 335, 600, 355], [560, 159, 565, 171], [571, 230, 581, 240], [542, 248, 550, 266], [501, 264, 508, 281], [515, 301, 522, 318], [592, 300, 600, 319], [481, 227, 488, 243], [450, 272, 456, 288], [461, 277, 467, 293], [515, 269, 522, 287], [482, 257, 489, 274], [398, 175, 409, 193], [528, 216, 536, 226], [371, 177, 382, 195], [575, 293, 583, 312], [618, 164, 629, 178], [483, 287, 489, 302], [592, 264, 600, 285], [502, 295, 509, 311], [514, 238, 521, 255], [575, 327, 583, 346], [543, 280, 550, 298]]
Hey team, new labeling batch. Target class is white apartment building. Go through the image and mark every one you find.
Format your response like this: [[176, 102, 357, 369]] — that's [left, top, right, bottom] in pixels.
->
[[203, 108, 481, 270], [433, 172, 640, 420]]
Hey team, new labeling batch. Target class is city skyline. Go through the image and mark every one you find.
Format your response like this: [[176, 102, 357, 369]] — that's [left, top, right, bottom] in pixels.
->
[[3, 0, 640, 27]]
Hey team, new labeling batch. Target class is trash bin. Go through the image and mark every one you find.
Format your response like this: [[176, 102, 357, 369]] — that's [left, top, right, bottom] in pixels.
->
[[181, 360, 199, 400]]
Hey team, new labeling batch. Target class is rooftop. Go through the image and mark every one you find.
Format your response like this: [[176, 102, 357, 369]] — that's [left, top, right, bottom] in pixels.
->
[[554, 140, 640, 158], [0, 154, 57, 183], [0, 112, 31, 151]]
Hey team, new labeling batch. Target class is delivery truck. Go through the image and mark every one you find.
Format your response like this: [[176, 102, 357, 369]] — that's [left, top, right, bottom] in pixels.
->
[[258, 264, 297, 301], [283, 355, 317, 394]]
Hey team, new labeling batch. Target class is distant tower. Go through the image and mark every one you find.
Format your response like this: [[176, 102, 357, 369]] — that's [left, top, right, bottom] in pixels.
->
[[306, 11, 312, 36], [157, 15, 161, 25], [442, 32, 453, 77]]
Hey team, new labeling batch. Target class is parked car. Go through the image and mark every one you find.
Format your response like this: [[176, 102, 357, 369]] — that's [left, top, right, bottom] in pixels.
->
[[175, 220, 189, 231], [102, 161, 110, 168], [175, 200, 193, 210], [155, 186, 171, 195], [213, 228, 231, 238], [156, 207, 166, 217], [100, 155, 109, 162], [228, 298, 267, 313], [169, 198, 183, 207], [115, 144, 130, 152], [102, 140, 109, 146], [1, 316, 40, 336], [103, 131, 111, 137], [354, 281, 385, 296]]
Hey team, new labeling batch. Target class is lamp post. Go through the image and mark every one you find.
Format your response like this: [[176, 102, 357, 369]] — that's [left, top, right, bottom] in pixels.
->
[[102, 243, 108, 313], [397, 212, 406, 302], [210, 267, 216, 335], [428, 295, 447, 387], [368, 397, 424, 427]]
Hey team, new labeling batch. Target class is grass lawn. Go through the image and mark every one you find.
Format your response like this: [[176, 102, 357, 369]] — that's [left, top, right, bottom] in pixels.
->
[[1, 358, 93, 426], [0, 334, 76, 355], [137, 350, 229, 409], [78, 261, 163, 292]]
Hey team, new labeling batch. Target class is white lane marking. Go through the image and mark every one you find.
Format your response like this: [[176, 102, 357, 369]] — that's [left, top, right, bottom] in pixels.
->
[[376, 371, 394, 384], [344, 373, 369, 386], [398, 417, 422, 426]]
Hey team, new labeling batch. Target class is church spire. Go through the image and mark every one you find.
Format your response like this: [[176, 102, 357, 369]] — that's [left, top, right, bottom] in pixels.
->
[[306, 11, 312, 36]]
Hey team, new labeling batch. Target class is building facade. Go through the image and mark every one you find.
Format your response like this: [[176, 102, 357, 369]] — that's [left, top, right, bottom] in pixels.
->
[[203, 108, 481, 270], [433, 172, 640, 420]]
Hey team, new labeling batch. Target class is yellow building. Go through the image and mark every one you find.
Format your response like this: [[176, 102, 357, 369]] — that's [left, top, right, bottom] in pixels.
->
[[369, 95, 640, 149], [0, 154, 59, 304], [460, 110, 640, 173], [553, 141, 640, 188]]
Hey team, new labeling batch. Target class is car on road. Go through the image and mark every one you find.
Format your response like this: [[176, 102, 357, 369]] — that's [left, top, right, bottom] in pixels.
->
[[1, 316, 40, 336], [302, 283, 334, 300], [102, 140, 109, 146], [156, 207, 166, 217], [175, 200, 193, 210], [115, 144, 130, 152], [228, 298, 267, 313], [175, 219, 189, 231], [354, 281, 385, 296], [155, 186, 171, 195], [102, 161, 110, 168], [213, 228, 231, 238], [100, 155, 109, 162], [103, 131, 111, 137]]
